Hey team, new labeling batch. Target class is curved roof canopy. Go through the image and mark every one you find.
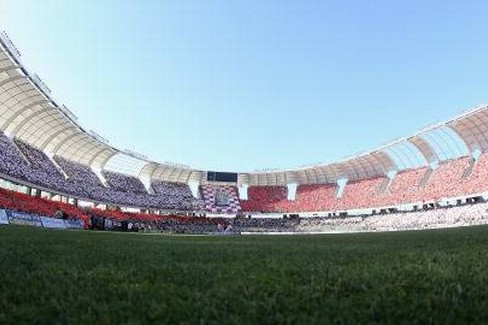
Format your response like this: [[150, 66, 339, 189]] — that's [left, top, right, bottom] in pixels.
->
[[0, 35, 484, 187]]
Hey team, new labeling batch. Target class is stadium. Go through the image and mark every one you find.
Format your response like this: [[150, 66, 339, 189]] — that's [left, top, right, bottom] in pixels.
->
[[2, 2, 488, 323], [1, 31, 488, 233]]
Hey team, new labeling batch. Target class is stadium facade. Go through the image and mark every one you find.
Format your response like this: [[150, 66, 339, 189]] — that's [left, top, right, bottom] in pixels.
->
[[1, 32, 488, 219]]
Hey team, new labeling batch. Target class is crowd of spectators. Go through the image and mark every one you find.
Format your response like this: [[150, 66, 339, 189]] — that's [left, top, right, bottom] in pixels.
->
[[142, 217, 222, 234], [88, 208, 222, 234], [383, 167, 427, 205], [200, 185, 241, 214], [3, 132, 488, 217], [459, 152, 488, 196], [151, 180, 199, 210], [421, 157, 472, 201], [0, 184, 220, 233], [296, 203, 488, 233], [103, 171, 148, 194], [54, 155, 186, 209], [337, 176, 389, 210], [233, 215, 300, 233], [0, 133, 198, 210], [240, 186, 289, 213], [2, 178, 488, 234], [240, 156, 488, 213], [9, 137, 85, 197], [0, 187, 84, 219], [0, 132, 32, 180], [54, 156, 104, 187], [293, 184, 337, 212]]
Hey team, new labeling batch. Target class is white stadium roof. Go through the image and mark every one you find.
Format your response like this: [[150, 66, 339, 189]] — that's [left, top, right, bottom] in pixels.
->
[[0, 33, 486, 186]]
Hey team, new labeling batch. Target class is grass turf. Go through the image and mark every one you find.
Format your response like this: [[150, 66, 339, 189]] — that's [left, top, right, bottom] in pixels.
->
[[1, 226, 488, 324]]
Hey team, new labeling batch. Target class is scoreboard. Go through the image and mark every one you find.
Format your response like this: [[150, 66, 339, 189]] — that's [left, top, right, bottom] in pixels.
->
[[206, 171, 238, 183]]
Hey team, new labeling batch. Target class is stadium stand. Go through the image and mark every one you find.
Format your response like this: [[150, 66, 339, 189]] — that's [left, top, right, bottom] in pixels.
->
[[151, 181, 198, 210], [0, 185, 217, 233], [2, 167, 488, 235], [0, 187, 83, 219], [200, 185, 241, 214], [5, 27, 488, 240], [150, 180, 196, 211], [14, 140, 80, 196], [4, 34, 488, 234], [421, 157, 472, 201], [296, 203, 488, 233], [293, 183, 337, 212], [0, 132, 32, 180], [0, 133, 201, 211], [233, 216, 300, 232], [53, 157, 136, 207], [238, 155, 488, 214], [2, 133, 487, 216], [14, 139, 64, 179], [383, 167, 427, 205], [103, 170, 148, 194], [461, 152, 488, 195], [1, 136, 85, 197], [54, 156, 104, 187], [337, 176, 389, 210], [240, 186, 289, 213], [151, 180, 193, 197]]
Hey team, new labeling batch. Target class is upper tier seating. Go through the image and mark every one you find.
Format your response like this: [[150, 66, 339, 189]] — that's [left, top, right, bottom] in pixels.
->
[[200, 185, 241, 214], [4, 180, 488, 235], [383, 167, 427, 205], [151, 180, 193, 197], [54, 156, 104, 187], [0, 132, 31, 180], [14, 139, 64, 178], [240, 186, 289, 213], [460, 152, 488, 195], [12, 138, 85, 197], [150, 180, 196, 210], [421, 157, 471, 201], [337, 176, 389, 210], [103, 171, 148, 194], [293, 183, 337, 212], [0, 134, 196, 210], [240, 155, 488, 213], [2, 130, 488, 214]]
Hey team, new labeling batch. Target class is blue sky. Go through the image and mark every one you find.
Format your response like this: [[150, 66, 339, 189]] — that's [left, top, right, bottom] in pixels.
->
[[1, 1, 488, 172]]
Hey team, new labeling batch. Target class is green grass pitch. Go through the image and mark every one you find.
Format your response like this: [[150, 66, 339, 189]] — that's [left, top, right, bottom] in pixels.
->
[[1, 225, 488, 323]]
